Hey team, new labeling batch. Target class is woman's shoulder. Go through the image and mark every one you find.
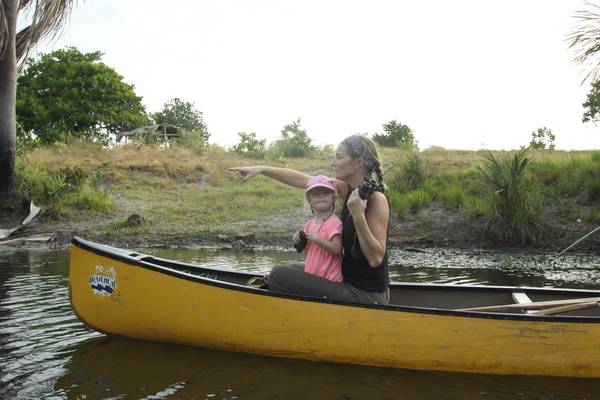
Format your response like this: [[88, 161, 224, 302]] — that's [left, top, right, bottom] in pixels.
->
[[367, 191, 390, 214], [370, 190, 388, 201]]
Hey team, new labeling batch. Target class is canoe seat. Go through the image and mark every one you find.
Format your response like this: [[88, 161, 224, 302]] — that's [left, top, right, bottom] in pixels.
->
[[512, 291, 536, 314], [512, 291, 532, 304], [246, 276, 268, 289]]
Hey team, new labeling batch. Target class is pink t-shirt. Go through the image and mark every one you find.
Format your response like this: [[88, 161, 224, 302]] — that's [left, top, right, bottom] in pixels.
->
[[303, 215, 343, 282]]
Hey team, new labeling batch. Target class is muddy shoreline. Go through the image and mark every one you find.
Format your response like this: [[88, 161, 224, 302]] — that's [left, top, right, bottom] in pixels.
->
[[4, 209, 598, 255]]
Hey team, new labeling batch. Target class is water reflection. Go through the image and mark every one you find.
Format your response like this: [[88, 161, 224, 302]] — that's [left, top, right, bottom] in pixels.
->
[[1, 245, 600, 399], [52, 337, 600, 400]]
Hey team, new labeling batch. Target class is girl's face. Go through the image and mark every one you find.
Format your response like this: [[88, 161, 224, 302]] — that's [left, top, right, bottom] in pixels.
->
[[307, 188, 335, 213], [331, 143, 361, 181]]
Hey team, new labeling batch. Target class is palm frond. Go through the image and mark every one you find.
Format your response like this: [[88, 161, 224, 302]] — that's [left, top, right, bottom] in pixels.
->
[[0, 0, 78, 65], [567, 1, 600, 84], [18, 0, 77, 65], [15, 24, 31, 60], [0, 0, 12, 61]]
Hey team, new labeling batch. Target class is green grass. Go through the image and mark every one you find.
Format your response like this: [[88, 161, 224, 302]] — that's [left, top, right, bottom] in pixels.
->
[[105, 175, 305, 235], [15, 141, 600, 245], [588, 207, 600, 223], [15, 160, 115, 216], [406, 189, 432, 212], [63, 185, 114, 213], [388, 191, 409, 215], [438, 185, 465, 210]]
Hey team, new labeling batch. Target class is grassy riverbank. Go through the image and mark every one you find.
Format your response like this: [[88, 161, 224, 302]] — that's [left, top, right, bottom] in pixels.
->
[[4, 141, 600, 252]]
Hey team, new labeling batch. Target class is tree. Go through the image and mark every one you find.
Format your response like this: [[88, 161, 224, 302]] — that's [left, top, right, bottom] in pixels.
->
[[273, 118, 314, 158], [231, 132, 266, 159], [582, 80, 600, 123], [529, 127, 555, 150], [17, 47, 150, 145], [1, 0, 77, 196], [151, 98, 209, 142], [372, 120, 416, 149]]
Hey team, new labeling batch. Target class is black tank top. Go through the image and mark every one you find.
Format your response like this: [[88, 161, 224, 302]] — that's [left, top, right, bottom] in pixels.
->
[[340, 188, 390, 292]]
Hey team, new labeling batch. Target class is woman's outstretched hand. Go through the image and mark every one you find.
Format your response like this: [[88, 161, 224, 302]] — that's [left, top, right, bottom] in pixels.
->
[[228, 166, 262, 181]]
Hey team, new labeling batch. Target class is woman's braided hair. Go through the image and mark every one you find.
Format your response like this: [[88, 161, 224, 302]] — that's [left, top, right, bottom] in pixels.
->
[[342, 134, 386, 192]]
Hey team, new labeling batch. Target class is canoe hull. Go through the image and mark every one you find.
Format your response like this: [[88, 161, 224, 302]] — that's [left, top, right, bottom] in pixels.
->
[[69, 239, 600, 377]]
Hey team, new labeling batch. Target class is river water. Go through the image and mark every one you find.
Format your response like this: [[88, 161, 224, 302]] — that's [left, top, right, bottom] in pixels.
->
[[1, 245, 600, 399]]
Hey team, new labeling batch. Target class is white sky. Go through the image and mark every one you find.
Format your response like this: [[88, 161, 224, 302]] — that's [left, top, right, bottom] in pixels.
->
[[29, 0, 600, 150]]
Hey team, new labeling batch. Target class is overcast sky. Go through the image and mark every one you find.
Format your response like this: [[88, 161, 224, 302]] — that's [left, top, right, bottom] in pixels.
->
[[29, 0, 600, 150]]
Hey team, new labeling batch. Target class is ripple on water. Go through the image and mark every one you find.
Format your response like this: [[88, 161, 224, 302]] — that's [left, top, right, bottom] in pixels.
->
[[0, 271, 101, 398]]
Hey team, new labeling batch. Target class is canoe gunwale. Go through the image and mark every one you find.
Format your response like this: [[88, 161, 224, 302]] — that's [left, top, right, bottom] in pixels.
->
[[71, 236, 600, 323]]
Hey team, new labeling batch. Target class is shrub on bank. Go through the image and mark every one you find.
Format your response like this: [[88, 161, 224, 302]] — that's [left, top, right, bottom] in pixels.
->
[[14, 162, 113, 215]]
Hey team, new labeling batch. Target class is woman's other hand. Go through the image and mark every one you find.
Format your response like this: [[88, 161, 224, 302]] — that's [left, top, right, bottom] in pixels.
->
[[228, 166, 262, 181]]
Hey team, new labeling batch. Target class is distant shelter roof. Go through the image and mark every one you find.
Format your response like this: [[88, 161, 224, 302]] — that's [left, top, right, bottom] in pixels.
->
[[116, 123, 186, 142]]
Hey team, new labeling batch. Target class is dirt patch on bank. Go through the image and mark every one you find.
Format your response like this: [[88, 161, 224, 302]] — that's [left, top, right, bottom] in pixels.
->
[[1, 198, 599, 254]]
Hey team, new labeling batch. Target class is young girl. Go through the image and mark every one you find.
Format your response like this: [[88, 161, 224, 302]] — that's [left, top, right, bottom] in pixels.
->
[[294, 175, 343, 282]]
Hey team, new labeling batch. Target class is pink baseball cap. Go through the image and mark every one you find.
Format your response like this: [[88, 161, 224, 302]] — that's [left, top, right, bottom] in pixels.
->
[[305, 175, 337, 194]]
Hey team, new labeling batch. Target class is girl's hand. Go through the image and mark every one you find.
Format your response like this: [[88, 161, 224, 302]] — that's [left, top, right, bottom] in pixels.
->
[[347, 188, 367, 218], [228, 166, 262, 181], [306, 228, 321, 242]]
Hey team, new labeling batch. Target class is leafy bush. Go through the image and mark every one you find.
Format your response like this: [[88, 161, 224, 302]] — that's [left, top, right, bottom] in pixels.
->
[[272, 118, 314, 158], [402, 153, 425, 189], [388, 152, 425, 193], [231, 132, 267, 159]]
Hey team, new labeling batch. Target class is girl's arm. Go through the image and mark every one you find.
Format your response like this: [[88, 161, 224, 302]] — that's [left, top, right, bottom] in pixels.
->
[[228, 166, 311, 188], [347, 191, 389, 267], [306, 231, 342, 256]]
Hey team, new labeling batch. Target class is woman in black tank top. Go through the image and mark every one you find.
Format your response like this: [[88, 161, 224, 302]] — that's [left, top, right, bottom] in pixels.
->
[[229, 134, 390, 304]]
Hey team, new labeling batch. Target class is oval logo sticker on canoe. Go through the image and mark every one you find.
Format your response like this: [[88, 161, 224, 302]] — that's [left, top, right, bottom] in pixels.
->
[[90, 265, 117, 296]]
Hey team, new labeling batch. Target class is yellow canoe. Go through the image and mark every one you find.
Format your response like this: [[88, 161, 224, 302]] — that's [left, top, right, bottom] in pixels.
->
[[69, 237, 600, 377]]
